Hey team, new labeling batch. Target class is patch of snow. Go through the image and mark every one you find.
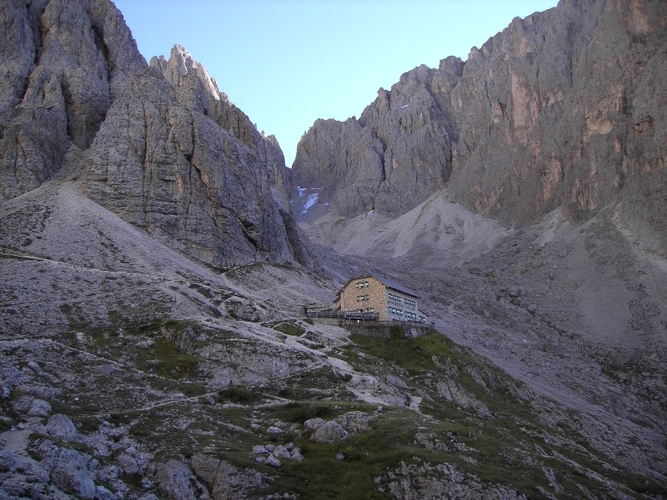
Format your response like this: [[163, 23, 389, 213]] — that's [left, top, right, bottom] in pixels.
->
[[301, 193, 319, 214], [297, 186, 306, 197]]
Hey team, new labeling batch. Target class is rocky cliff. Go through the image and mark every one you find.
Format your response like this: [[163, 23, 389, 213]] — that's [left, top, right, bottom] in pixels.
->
[[83, 44, 310, 268], [292, 0, 667, 256], [0, 0, 145, 198], [0, 0, 313, 269]]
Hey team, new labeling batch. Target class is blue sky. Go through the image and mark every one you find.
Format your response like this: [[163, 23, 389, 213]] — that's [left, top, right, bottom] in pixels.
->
[[113, 1, 558, 167]]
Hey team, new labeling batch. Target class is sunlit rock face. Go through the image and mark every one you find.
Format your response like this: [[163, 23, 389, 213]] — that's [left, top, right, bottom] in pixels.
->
[[292, 0, 667, 256]]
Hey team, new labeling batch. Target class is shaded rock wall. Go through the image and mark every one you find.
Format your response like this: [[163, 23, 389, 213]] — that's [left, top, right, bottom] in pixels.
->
[[292, 0, 667, 255], [0, 0, 145, 198], [293, 58, 462, 218], [83, 45, 313, 268], [0, 0, 315, 269]]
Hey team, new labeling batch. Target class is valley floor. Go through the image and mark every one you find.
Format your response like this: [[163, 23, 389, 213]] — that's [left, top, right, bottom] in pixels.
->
[[1, 181, 666, 499]]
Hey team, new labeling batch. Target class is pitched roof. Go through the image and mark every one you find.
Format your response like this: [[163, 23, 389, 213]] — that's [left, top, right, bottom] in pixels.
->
[[344, 275, 420, 299]]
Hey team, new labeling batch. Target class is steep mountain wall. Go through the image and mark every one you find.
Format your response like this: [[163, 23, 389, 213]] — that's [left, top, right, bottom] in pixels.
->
[[0, 1, 314, 269], [292, 0, 667, 255], [83, 45, 309, 268], [0, 0, 145, 198]]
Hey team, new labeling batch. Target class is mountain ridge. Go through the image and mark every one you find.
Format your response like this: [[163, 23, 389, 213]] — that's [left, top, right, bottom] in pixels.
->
[[1, 0, 314, 270], [291, 0, 667, 257]]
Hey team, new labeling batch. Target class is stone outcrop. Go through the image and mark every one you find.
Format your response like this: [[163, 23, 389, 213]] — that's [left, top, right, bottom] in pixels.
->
[[0, 0, 314, 269], [292, 0, 667, 256], [85, 52, 291, 266]]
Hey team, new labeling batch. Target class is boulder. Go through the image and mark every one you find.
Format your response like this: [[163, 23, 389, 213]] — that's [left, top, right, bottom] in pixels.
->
[[310, 421, 348, 443], [0, 449, 16, 472], [251, 445, 269, 455], [225, 298, 262, 322], [28, 398, 52, 417], [303, 418, 325, 431], [437, 380, 491, 418], [50, 449, 96, 499], [190, 453, 268, 499], [336, 411, 372, 434], [98, 364, 115, 375], [95, 485, 118, 500], [155, 460, 198, 500], [387, 375, 409, 389], [45, 414, 78, 441], [116, 452, 139, 475], [272, 445, 291, 460], [27, 361, 43, 374]]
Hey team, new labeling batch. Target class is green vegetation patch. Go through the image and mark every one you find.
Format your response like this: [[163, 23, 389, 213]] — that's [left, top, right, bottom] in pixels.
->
[[149, 337, 201, 378], [83, 321, 203, 380], [247, 410, 435, 499], [272, 321, 305, 337], [282, 402, 335, 424], [331, 329, 661, 498], [345, 330, 456, 375], [218, 386, 263, 405]]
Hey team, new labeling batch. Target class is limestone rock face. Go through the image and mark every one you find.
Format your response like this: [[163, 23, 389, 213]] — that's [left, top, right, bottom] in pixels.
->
[[292, 0, 667, 255], [293, 58, 462, 218], [49, 448, 97, 499], [190, 454, 268, 499], [155, 460, 199, 500], [0, 0, 146, 198], [82, 45, 311, 268], [149, 45, 292, 210], [0, 0, 314, 269]]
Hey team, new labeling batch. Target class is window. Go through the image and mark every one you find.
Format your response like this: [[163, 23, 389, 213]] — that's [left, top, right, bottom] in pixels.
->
[[388, 307, 404, 316], [356, 294, 370, 302], [387, 292, 403, 303], [404, 298, 416, 307], [355, 281, 369, 289]]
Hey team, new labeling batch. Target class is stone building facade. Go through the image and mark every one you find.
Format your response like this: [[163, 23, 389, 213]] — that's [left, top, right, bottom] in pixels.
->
[[336, 275, 425, 323]]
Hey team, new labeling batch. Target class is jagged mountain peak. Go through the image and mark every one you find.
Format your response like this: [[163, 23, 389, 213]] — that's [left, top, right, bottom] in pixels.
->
[[149, 44, 222, 102], [0, 0, 315, 270], [292, 0, 667, 257]]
